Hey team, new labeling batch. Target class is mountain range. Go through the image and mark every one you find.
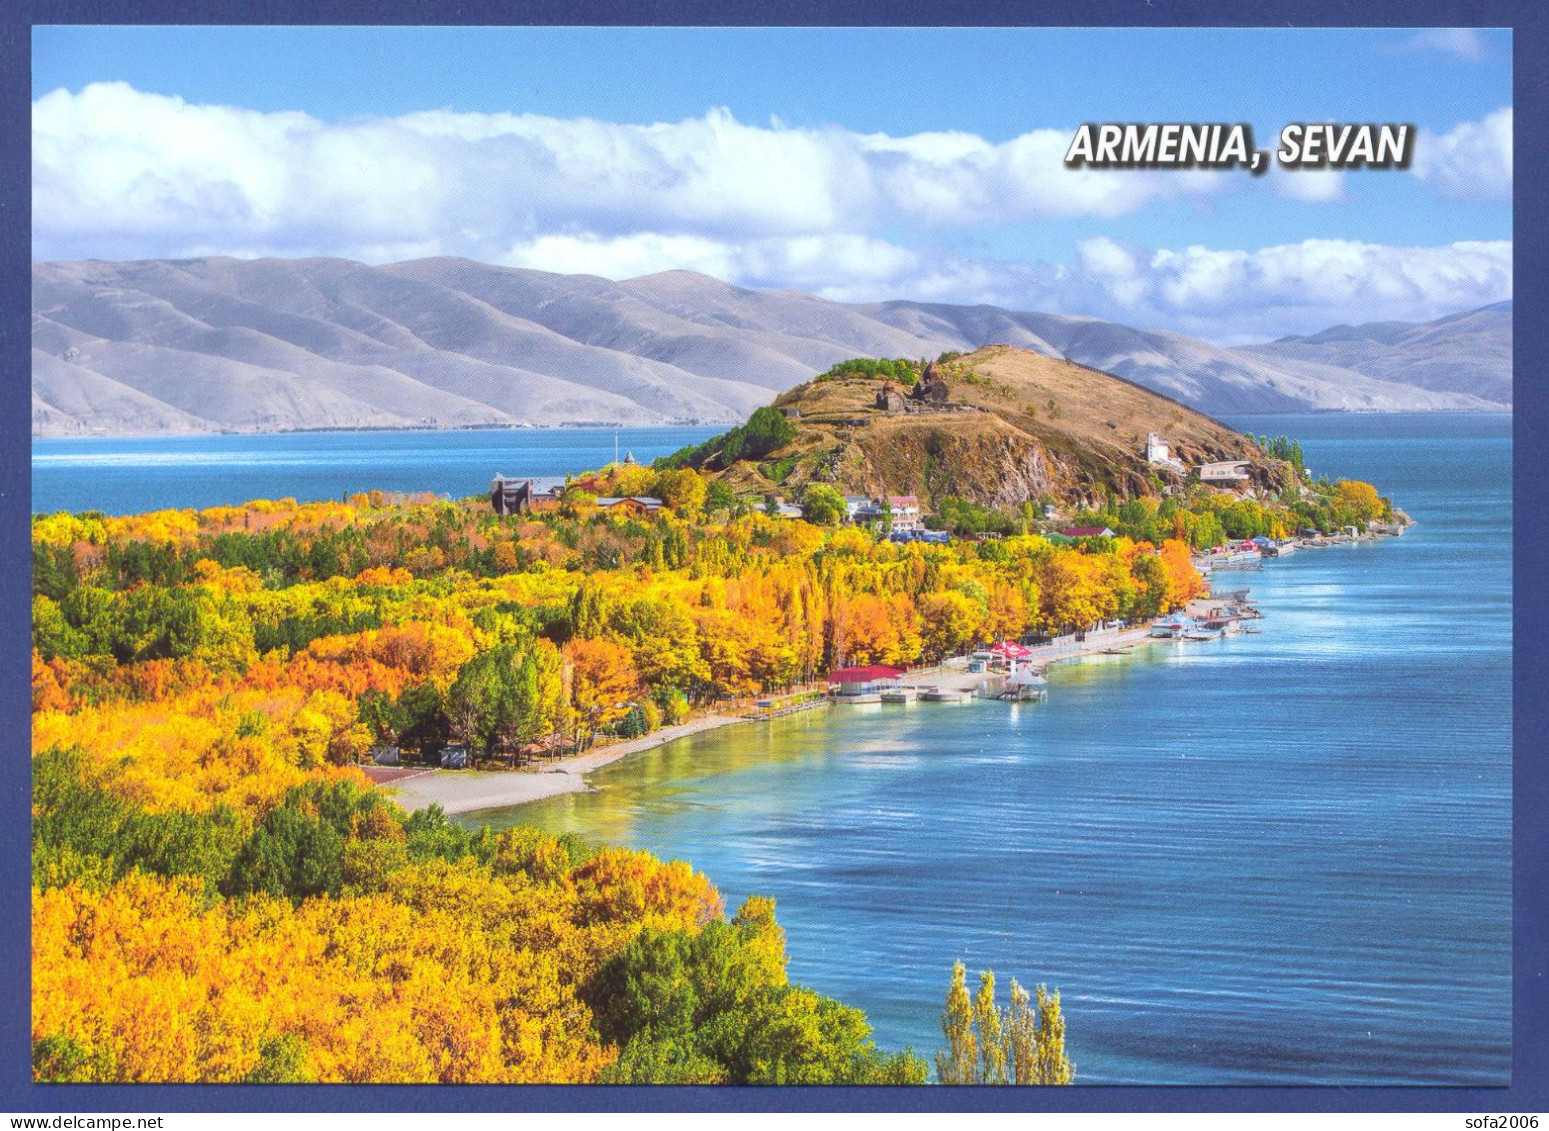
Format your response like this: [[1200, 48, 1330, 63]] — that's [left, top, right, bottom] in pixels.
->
[[31, 257, 1512, 437]]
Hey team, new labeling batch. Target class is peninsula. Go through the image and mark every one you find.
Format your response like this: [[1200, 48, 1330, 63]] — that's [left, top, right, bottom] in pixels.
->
[[30, 349, 1403, 1085]]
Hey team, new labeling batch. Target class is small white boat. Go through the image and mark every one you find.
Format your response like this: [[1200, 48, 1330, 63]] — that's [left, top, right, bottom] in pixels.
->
[[1183, 627, 1223, 641]]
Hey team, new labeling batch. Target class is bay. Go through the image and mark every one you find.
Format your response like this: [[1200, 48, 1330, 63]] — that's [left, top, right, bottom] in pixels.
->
[[29, 411, 1513, 1084], [473, 412, 1513, 1085]]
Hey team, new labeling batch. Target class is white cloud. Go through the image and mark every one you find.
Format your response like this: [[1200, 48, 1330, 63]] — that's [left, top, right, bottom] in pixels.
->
[[1412, 107, 1513, 202], [503, 229, 1510, 343], [1268, 164, 1346, 203], [30, 83, 1512, 342], [1043, 237, 1511, 342], [1398, 29, 1488, 60], [33, 81, 1240, 264]]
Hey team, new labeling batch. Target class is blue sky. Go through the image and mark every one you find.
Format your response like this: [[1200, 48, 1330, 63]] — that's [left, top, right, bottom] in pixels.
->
[[31, 26, 1513, 342]]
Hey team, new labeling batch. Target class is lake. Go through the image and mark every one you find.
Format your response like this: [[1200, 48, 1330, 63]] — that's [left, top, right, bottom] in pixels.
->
[[471, 413, 1514, 1085], [30, 426, 722, 516], [31, 412, 1513, 1085]]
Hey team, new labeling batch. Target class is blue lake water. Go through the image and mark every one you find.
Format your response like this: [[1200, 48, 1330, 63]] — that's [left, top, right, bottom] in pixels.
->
[[30, 426, 721, 516], [472, 412, 1514, 1085], [30, 412, 1513, 1084]]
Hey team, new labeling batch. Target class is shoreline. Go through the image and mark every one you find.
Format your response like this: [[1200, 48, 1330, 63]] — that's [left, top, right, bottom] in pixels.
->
[[373, 711, 748, 815], [379, 617, 1194, 818], [375, 538, 1391, 820]]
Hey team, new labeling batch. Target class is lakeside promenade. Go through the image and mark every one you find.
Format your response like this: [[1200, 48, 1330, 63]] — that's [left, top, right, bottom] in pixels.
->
[[375, 607, 1212, 816]]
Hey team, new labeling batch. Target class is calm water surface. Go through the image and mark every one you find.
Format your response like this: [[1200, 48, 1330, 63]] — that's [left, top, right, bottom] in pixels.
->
[[477, 413, 1512, 1085], [31, 426, 721, 515], [32, 412, 1511, 1083]]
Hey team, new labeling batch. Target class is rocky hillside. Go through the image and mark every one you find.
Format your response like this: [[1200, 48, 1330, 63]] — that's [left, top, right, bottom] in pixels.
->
[[32, 258, 1508, 437], [686, 346, 1285, 510]]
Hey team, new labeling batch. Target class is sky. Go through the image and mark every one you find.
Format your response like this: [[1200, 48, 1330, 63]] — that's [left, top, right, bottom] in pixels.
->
[[31, 26, 1513, 344]]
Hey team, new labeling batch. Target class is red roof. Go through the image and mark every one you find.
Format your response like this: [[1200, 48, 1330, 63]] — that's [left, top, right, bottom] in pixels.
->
[[828, 665, 906, 683], [1059, 526, 1111, 537]]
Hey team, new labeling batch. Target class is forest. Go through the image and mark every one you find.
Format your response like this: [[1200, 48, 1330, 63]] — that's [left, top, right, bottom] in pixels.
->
[[30, 472, 1207, 1083]]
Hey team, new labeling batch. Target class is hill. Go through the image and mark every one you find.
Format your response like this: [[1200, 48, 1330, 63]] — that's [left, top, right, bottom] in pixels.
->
[[31, 258, 1508, 437], [1239, 301, 1512, 406], [675, 346, 1282, 510]]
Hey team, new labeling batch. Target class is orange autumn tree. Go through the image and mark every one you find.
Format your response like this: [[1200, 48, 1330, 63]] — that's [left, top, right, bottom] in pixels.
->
[[1158, 538, 1209, 609], [566, 636, 641, 748]]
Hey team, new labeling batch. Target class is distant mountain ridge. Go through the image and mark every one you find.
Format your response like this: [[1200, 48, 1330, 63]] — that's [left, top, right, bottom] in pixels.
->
[[31, 257, 1511, 438]]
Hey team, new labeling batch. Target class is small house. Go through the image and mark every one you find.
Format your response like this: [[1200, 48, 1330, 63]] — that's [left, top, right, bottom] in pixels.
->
[[1199, 461, 1251, 486], [440, 743, 470, 769], [827, 664, 906, 696], [850, 495, 924, 532], [1058, 525, 1115, 539], [595, 496, 664, 516], [491, 475, 537, 515]]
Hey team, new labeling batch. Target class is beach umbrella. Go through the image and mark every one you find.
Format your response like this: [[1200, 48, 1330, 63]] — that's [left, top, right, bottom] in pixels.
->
[[989, 640, 1034, 659]]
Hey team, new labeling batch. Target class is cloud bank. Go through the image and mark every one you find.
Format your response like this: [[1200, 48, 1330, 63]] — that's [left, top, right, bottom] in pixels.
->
[[32, 82, 1512, 342], [1411, 107, 1513, 202]]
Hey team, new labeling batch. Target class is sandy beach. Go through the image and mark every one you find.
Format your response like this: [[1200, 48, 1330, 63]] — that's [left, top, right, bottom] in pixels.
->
[[374, 614, 1202, 817], [372, 711, 748, 815]]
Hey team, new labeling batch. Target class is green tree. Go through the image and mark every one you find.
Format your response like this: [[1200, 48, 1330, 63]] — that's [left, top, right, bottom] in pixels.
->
[[705, 478, 738, 519], [589, 896, 927, 1084], [801, 484, 848, 526]]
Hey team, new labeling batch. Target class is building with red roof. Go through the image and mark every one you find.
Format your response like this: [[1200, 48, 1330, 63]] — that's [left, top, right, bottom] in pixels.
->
[[827, 664, 906, 695]]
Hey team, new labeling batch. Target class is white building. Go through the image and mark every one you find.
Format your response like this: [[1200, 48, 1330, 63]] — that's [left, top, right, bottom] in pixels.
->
[[853, 495, 925, 532], [1198, 460, 1251, 486], [1145, 433, 1186, 475]]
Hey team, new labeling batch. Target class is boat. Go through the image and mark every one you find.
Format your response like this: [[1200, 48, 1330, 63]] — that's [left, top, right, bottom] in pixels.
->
[[1183, 626, 1223, 641], [1150, 614, 1190, 639]]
